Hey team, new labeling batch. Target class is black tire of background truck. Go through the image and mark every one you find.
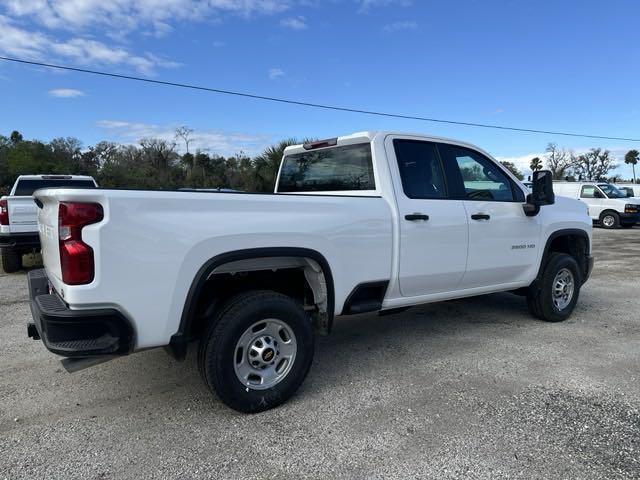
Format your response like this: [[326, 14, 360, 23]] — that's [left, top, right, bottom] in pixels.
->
[[526, 252, 581, 323], [198, 290, 315, 413], [1, 248, 22, 273], [599, 211, 620, 229]]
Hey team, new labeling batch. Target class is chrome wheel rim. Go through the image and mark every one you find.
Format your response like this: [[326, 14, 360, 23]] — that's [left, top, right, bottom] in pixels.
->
[[602, 215, 615, 228], [552, 268, 574, 310], [233, 319, 297, 390]]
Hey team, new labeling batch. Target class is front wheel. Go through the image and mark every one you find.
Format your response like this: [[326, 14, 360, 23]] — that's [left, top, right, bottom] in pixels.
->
[[527, 253, 581, 322], [198, 290, 314, 413], [599, 211, 619, 229]]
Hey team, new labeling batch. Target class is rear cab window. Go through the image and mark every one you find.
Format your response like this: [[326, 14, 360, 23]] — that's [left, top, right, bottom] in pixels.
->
[[14, 179, 96, 196], [277, 143, 375, 193]]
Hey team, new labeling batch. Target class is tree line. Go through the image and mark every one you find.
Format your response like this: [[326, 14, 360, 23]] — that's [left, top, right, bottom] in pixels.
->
[[0, 128, 295, 195], [517, 144, 638, 183], [1, 128, 638, 196]]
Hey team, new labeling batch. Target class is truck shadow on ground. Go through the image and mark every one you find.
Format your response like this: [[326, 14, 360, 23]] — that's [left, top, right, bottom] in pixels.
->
[[89, 291, 540, 410]]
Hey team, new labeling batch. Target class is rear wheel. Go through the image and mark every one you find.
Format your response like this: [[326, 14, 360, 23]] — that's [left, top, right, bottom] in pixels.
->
[[599, 211, 619, 229], [1, 248, 22, 273], [198, 290, 314, 413], [527, 253, 581, 322]]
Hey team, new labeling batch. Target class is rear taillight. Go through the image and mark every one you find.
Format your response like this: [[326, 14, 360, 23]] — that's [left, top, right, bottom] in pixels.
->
[[0, 199, 8, 225], [58, 202, 103, 285]]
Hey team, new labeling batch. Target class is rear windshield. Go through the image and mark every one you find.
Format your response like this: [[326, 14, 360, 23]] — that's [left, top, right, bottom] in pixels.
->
[[14, 179, 96, 196], [278, 143, 375, 192]]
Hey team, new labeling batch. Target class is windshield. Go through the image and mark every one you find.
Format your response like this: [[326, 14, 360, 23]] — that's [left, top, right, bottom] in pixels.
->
[[597, 184, 626, 199]]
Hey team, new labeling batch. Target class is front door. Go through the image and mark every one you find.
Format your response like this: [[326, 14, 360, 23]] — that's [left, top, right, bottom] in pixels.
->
[[386, 136, 469, 297], [580, 184, 604, 220], [437, 143, 541, 288]]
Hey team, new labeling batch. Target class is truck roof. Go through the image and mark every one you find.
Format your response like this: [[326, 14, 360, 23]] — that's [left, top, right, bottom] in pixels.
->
[[15, 175, 96, 181], [283, 131, 492, 157]]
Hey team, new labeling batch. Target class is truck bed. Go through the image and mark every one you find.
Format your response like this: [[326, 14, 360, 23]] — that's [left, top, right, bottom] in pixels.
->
[[35, 188, 394, 349]]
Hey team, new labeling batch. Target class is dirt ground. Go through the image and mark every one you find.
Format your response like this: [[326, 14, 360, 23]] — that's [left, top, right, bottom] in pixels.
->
[[1, 227, 639, 479]]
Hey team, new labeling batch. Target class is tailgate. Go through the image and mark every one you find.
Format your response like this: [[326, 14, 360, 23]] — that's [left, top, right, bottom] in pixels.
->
[[36, 195, 63, 284], [8, 196, 38, 227]]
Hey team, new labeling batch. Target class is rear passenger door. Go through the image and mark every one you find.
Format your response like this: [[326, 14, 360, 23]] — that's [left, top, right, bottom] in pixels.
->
[[437, 143, 541, 288], [386, 136, 469, 297]]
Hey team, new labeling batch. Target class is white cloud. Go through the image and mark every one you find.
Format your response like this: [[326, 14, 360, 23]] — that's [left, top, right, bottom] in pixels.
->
[[48, 88, 85, 98], [382, 20, 416, 32], [280, 15, 307, 30], [96, 120, 272, 156], [268, 68, 285, 80], [359, 0, 412, 13], [0, 0, 292, 37], [0, 15, 178, 74]]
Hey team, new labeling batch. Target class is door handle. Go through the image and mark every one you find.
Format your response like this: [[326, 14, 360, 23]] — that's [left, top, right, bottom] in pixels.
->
[[471, 214, 490, 220], [405, 213, 429, 221]]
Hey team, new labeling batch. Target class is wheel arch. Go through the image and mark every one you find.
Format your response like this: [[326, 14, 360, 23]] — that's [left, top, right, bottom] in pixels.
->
[[598, 209, 619, 224], [537, 228, 591, 283], [168, 247, 335, 360]]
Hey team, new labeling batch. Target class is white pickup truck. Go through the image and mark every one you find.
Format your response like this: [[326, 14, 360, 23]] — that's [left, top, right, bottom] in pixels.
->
[[27, 132, 593, 412], [1, 175, 97, 272]]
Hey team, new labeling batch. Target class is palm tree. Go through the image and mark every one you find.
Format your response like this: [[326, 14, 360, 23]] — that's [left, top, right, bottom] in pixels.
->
[[253, 138, 298, 192], [625, 149, 639, 183], [530, 157, 543, 172]]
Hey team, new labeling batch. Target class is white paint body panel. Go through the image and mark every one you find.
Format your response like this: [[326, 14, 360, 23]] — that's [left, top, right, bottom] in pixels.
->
[[34, 132, 592, 351], [37, 189, 393, 348]]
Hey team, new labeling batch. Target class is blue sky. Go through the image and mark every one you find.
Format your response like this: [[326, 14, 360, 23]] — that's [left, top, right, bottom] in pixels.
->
[[1, 0, 639, 177]]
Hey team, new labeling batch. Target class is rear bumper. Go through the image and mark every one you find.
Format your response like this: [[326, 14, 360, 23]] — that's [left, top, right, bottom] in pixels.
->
[[0, 232, 40, 249], [27, 269, 134, 357]]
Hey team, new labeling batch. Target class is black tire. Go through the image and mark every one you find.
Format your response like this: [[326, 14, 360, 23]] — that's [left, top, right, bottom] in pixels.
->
[[599, 211, 620, 229], [527, 253, 581, 322], [198, 290, 314, 413], [1, 248, 22, 273]]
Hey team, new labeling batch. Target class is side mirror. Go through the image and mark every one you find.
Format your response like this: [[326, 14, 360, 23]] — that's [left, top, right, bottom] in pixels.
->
[[523, 170, 555, 216], [627, 190, 634, 198], [532, 170, 555, 205]]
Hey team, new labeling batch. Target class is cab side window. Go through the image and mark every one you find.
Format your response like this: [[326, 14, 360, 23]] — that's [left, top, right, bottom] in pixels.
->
[[439, 144, 521, 202], [393, 140, 447, 199], [581, 186, 600, 198]]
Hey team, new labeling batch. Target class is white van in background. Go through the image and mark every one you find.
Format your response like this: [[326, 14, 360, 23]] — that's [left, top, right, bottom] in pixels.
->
[[553, 181, 640, 229]]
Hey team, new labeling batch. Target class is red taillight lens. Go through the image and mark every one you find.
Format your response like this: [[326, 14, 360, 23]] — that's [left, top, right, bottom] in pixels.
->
[[58, 202, 103, 285], [0, 199, 8, 225]]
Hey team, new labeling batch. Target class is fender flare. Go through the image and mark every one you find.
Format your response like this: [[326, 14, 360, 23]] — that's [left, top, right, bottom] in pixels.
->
[[168, 247, 335, 360], [536, 228, 591, 281]]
